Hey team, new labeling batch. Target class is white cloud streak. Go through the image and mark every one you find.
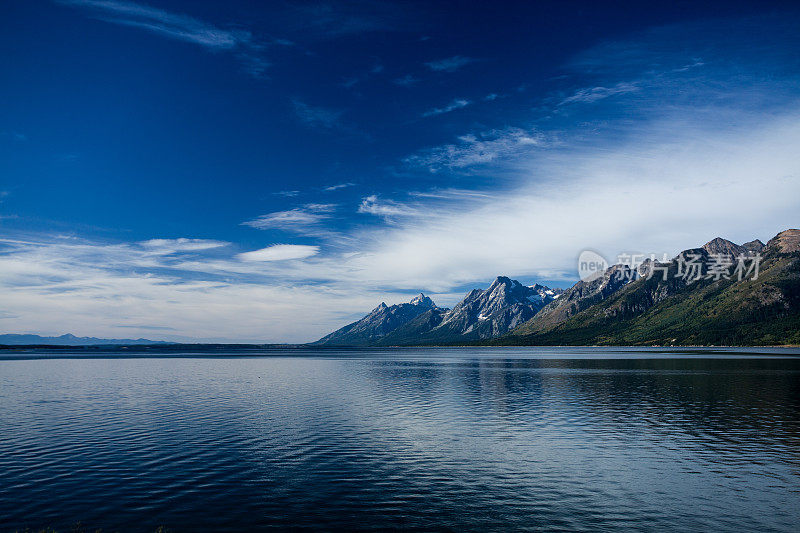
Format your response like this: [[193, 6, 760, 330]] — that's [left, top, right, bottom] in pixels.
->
[[560, 82, 639, 105], [393, 74, 418, 86], [140, 238, 228, 255], [237, 244, 319, 262], [324, 182, 355, 191], [422, 98, 471, 117], [404, 127, 546, 171], [242, 204, 337, 232], [425, 55, 476, 72], [292, 99, 346, 130], [57, 0, 269, 76], [358, 195, 418, 218]]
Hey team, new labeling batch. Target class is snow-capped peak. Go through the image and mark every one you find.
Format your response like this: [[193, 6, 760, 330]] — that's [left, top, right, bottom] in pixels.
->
[[410, 293, 435, 307]]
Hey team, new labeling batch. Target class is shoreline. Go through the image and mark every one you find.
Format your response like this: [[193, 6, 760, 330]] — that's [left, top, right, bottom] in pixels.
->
[[2, 343, 799, 351]]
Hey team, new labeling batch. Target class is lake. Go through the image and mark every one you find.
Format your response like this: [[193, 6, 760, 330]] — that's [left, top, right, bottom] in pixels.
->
[[1, 347, 799, 531]]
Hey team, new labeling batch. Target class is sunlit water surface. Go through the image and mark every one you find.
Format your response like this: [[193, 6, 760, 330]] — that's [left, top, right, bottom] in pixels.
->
[[1, 347, 799, 532]]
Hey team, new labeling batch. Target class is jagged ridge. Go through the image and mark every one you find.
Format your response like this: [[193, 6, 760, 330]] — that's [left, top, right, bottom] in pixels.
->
[[314, 230, 800, 347], [313, 293, 442, 346], [317, 277, 562, 346], [502, 230, 800, 346]]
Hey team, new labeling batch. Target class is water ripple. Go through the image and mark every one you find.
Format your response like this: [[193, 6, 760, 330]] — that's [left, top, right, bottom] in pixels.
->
[[1, 349, 799, 531]]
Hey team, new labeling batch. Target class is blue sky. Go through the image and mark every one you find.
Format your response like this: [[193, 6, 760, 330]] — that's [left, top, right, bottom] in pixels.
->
[[1, 0, 800, 342]]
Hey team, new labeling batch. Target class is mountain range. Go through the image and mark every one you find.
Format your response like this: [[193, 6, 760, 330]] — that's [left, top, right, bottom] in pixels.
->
[[315, 277, 563, 346], [0, 333, 171, 346], [316, 229, 800, 346]]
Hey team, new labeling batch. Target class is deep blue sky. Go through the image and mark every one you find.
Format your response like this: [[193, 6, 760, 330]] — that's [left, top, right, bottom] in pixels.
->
[[2, 1, 799, 341]]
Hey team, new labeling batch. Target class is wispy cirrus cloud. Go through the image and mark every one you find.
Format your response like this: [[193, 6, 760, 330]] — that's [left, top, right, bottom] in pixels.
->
[[291, 99, 367, 138], [422, 98, 471, 117], [139, 238, 229, 255], [409, 188, 497, 201], [56, 0, 270, 77], [358, 195, 417, 218], [559, 81, 639, 105], [392, 74, 419, 86], [291, 99, 345, 130], [57, 0, 244, 48], [341, 64, 384, 88], [242, 203, 337, 232], [404, 127, 546, 171], [286, 2, 401, 39], [1, 131, 27, 142], [425, 55, 477, 73], [324, 182, 355, 192]]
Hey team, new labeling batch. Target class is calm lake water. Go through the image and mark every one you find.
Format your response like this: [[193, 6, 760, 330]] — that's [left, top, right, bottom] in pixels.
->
[[1, 347, 799, 532]]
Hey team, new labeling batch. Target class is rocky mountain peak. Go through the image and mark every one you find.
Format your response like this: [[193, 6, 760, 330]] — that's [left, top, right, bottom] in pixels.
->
[[491, 276, 533, 295], [702, 237, 745, 257], [432, 276, 560, 338], [317, 296, 443, 345], [742, 239, 766, 253], [409, 293, 435, 307], [529, 283, 564, 299], [488, 276, 514, 289], [767, 229, 800, 254], [483, 276, 531, 304]]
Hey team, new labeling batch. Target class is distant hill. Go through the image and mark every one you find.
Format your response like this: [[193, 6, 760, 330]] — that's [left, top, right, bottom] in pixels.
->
[[0, 333, 172, 346]]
